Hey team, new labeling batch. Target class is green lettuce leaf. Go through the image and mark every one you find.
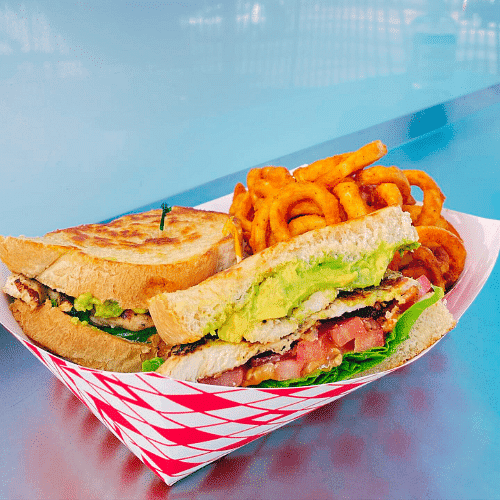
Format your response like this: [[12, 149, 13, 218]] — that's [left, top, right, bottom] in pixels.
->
[[66, 308, 157, 343], [142, 357, 165, 372]]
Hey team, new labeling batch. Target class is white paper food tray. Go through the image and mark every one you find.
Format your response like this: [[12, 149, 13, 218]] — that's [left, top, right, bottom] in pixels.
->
[[1, 196, 499, 485]]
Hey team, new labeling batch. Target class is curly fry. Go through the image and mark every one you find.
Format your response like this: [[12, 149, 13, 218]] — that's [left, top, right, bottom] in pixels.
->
[[289, 214, 326, 237], [249, 196, 273, 253], [416, 226, 467, 288], [403, 170, 445, 226], [374, 182, 403, 207], [357, 165, 415, 205], [233, 182, 246, 198], [269, 182, 342, 242], [293, 153, 352, 183], [316, 140, 388, 188], [428, 244, 451, 275], [229, 184, 254, 234], [289, 200, 323, 218], [247, 166, 294, 207], [332, 180, 371, 219], [402, 246, 446, 290], [402, 205, 461, 239]]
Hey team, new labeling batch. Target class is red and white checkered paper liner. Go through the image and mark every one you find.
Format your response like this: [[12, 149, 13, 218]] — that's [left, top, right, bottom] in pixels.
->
[[1, 206, 499, 485]]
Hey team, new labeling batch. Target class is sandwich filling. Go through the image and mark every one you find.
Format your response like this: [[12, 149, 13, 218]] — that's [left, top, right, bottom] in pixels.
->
[[150, 272, 441, 387], [201, 240, 418, 345], [3, 274, 158, 343]]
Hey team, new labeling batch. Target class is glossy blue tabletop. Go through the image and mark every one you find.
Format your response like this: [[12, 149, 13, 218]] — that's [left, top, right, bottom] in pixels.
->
[[1, 1, 500, 499]]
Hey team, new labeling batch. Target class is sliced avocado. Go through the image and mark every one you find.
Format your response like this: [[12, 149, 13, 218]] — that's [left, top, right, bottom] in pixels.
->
[[74, 292, 124, 318], [217, 241, 412, 343]]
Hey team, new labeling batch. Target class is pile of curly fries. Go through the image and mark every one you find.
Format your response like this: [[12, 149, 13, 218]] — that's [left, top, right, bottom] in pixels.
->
[[230, 140, 466, 292]]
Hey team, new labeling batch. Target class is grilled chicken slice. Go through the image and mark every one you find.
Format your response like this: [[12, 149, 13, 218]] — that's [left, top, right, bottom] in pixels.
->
[[156, 332, 303, 382], [89, 309, 154, 331], [3, 274, 47, 309]]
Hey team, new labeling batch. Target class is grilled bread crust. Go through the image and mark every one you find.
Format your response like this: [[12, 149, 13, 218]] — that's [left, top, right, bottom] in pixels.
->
[[10, 299, 160, 372], [0, 207, 239, 310], [149, 206, 419, 346]]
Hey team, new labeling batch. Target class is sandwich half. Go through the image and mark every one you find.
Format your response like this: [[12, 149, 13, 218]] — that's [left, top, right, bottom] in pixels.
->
[[1, 206, 241, 372], [147, 206, 456, 387]]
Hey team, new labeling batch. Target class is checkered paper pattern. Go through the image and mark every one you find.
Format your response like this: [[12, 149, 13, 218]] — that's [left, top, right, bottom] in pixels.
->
[[1, 207, 500, 485], [17, 334, 385, 484]]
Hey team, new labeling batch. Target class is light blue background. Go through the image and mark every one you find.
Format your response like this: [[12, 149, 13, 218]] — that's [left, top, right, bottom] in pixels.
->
[[1, 0, 499, 235]]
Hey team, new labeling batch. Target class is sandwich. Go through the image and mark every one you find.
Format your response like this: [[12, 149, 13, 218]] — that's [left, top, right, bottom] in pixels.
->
[[0, 206, 242, 372], [146, 206, 456, 387]]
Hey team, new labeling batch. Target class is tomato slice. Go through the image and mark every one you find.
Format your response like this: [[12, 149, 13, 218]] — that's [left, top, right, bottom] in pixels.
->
[[275, 359, 302, 381], [319, 316, 386, 353], [200, 366, 245, 386], [354, 319, 384, 352], [324, 316, 366, 347], [296, 339, 325, 364]]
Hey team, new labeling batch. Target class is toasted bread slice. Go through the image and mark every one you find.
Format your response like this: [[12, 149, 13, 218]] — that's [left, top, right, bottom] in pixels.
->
[[9, 299, 160, 372], [0, 206, 240, 310], [149, 206, 419, 346]]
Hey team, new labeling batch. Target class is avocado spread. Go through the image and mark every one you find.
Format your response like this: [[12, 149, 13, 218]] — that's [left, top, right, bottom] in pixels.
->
[[74, 292, 124, 318], [215, 241, 417, 343]]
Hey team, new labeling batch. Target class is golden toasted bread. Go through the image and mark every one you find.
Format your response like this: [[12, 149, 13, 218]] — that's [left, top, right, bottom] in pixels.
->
[[10, 299, 160, 372], [0, 206, 241, 309]]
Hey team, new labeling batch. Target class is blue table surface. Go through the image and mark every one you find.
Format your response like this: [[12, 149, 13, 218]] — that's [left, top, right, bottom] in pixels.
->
[[1, 1, 500, 499]]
